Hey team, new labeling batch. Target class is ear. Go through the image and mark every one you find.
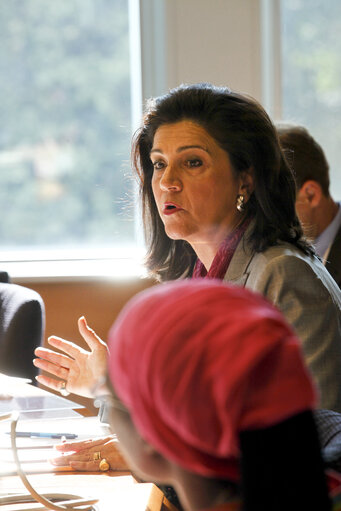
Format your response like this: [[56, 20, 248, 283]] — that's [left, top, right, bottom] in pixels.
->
[[239, 167, 255, 201], [299, 180, 322, 208]]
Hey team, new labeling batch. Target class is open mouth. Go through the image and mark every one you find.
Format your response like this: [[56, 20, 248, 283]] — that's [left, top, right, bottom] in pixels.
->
[[163, 203, 182, 215]]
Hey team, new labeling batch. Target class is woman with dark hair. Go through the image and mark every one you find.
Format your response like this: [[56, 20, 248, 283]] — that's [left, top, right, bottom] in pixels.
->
[[34, 83, 341, 471], [104, 279, 331, 511], [133, 83, 312, 281]]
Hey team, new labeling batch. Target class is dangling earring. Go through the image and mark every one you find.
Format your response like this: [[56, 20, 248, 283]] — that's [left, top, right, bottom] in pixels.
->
[[236, 194, 245, 212]]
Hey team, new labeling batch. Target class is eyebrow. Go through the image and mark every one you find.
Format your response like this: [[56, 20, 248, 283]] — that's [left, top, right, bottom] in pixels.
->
[[150, 145, 210, 154]]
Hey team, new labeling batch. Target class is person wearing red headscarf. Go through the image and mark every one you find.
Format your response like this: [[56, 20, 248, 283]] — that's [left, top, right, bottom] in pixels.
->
[[106, 279, 330, 511]]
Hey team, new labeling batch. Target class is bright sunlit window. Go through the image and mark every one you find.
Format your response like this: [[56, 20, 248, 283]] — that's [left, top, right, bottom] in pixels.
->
[[0, 0, 141, 278], [280, 0, 341, 200]]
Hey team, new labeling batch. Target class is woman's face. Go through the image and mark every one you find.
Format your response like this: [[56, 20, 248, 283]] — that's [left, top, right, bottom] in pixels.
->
[[150, 120, 246, 250]]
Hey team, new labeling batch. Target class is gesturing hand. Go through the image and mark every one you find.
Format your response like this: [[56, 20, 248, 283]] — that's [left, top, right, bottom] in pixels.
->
[[33, 316, 108, 398]]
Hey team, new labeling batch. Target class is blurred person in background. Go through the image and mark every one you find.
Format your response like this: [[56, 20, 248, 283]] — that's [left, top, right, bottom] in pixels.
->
[[277, 124, 341, 287]]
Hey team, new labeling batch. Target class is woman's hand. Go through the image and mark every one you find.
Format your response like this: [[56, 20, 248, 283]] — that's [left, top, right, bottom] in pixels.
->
[[33, 316, 108, 398], [49, 436, 129, 472]]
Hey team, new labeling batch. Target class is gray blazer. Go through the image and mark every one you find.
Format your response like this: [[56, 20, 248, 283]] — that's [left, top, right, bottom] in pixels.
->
[[224, 225, 341, 412], [326, 223, 341, 288]]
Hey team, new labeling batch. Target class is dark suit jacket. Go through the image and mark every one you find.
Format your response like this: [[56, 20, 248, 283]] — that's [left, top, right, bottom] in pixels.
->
[[326, 223, 341, 288]]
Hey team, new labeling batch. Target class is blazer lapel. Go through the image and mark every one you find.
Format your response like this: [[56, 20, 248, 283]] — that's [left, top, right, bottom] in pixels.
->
[[223, 221, 255, 286]]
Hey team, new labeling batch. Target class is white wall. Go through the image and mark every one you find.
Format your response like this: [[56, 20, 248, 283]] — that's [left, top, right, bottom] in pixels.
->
[[138, 2, 340, 200], [140, 0, 263, 102]]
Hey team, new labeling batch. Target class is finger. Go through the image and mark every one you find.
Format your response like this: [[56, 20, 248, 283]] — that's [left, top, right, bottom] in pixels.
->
[[50, 451, 94, 465], [33, 358, 70, 381], [54, 437, 110, 452], [54, 440, 93, 452], [49, 455, 73, 467], [35, 374, 67, 393], [78, 316, 107, 352], [70, 459, 128, 472], [34, 347, 74, 369], [47, 336, 88, 359], [84, 436, 114, 447], [69, 460, 102, 472]]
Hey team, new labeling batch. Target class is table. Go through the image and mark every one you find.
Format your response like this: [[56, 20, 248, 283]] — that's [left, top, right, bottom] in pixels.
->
[[0, 473, 167, 511], [0, 375, 176, 511], [0, 373, 84, 420]]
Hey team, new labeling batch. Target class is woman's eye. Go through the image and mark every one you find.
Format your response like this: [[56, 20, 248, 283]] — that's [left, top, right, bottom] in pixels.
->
[[152, 160, 165, 170], [186, 158, 202, 168]]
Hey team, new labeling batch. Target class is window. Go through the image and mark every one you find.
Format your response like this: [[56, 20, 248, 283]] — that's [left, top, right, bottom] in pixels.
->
[[280, 0, 341, 199], [0, 0, 141, 277]]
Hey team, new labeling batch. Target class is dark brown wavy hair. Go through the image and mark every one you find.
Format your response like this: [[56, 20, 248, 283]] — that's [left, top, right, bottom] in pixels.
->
[[132, 83, 314, 281]]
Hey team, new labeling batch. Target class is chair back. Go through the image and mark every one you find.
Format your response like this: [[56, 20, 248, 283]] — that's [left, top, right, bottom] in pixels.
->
[[0, 283, 45, 381]]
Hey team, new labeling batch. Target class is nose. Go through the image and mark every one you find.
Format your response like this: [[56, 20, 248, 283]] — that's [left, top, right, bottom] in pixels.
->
[[159, 165, 182, 192]]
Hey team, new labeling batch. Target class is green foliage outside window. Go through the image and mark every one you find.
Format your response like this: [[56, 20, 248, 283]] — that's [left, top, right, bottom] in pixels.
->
[[0, 0, 134, 249]]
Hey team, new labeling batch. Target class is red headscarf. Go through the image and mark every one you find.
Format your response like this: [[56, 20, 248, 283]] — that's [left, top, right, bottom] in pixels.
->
[[107, 279, 316, 482]]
